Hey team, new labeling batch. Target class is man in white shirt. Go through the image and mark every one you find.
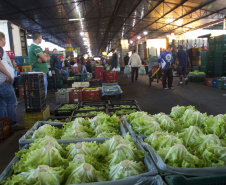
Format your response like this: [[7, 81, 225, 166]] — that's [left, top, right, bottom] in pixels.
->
[[0, 32, 17, 126], [128, 49, 142, 83]]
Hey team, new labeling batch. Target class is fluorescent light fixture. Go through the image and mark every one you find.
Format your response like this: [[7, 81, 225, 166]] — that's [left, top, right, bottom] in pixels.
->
[[69, 18, 84, 21], [83, 38, 88, 40], [130, 40, 133, 44], [143, 31, 148, 35], [80, 32, 85, 36], [167, 18, 174, 23], [137, 36, 141, 39]]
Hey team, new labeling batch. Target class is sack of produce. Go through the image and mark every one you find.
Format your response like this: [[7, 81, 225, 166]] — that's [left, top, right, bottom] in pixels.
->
[[139, 66, 146, 75]]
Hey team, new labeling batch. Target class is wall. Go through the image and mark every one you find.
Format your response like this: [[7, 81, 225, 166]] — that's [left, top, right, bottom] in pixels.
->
[[0, 20, 11, 51], [11, 23, 22, 56]]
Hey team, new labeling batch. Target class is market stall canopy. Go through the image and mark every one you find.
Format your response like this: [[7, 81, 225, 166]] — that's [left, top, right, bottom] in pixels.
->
[[0, 0, 226, 55]]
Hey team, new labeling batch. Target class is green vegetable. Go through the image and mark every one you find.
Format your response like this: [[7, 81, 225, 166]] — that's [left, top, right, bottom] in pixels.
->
[[79, 106, 105, 110], [204, 114, 226, 138], [145, 133, 183, 150], [170, 105, 187, 119], [2, 165, 64, 185], [157, 144, 202, 168], [32, 124, 61, 140], [191, 134, 222, 154], [109, 160, 146, 180], [65, 163, 107, 184], [189, 70, 205, 75], [178, 126, 204, 147], [13, 145, 68, 173]]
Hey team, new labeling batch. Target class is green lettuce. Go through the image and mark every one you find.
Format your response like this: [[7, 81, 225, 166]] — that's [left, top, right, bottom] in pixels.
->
[[144, 131, 167, 145], [2, 165, 64, 185], [102, 134, 135, 155], [89, 114, 120, 129], [66, 142, 101, 160], [153, 113, 178, 132], [13, 145, 68, 173], [65, 163, 107, 184], [126, 112, 148, 123], [146, 134, 183, 151], [181, 108, 207, 128], [204, 114, 226, 138], [109, 160, 146, 181], [32, 124, 61, 139], [61, 129, 91, 139], [170, 105, 187, 119], [96, 132, 116, 138], [107, 144, 144, 166], [94, 124, 120, 137], [63, 122, 93, 135], [157, 144, 202, 168], [202, 146, 226, 167], [192, 134, 222, 154], [178, 126, 204, 147], [131, 116, 162, 135]]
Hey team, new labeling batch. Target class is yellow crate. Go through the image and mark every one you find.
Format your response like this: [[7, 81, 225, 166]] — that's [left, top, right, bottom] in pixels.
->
[[24, 105, 50, 131], [22, 65, 32, 72]]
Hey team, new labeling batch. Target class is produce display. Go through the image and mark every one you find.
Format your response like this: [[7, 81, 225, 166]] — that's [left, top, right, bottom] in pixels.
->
[[29, 114, 121, 139], [75, 111, 105, 117], [1, 134, 147, 184], [109, 109, 138, 115], [126, 106, 226, 168], [47, 118, 69, 122], [189, 70, 205, 75], [78, 106, 105, 110], [109, 105, 137, 109], [58, 104, 77, 111], [67, 77, 74, 80]]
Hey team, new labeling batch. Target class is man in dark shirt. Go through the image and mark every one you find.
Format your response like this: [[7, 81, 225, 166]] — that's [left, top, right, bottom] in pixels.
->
[[64, 55, 71, 68], [176, 45, 191, 86], [111, 49, 118, 69], [124, 53, 129, 66], [80, 53, 87, 73], [50, 49, 61, 91]]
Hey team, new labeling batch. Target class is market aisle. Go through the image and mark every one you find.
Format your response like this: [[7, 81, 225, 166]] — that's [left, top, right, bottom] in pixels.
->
[[119, 72, 226, 115]]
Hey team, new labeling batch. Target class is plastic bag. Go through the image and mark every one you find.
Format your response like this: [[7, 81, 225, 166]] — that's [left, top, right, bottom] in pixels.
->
[[139, 66, 146, 75], [124, 66, 131, 75], [48, 70, 52, 77], [117, 66, 121, 72]]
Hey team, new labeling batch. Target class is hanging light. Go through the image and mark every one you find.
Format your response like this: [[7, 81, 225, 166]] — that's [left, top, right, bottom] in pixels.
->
[[130, 40, 133, 44], [143, 31, 148, 35], [80, 32, 84, 36], [137, 36, 141, 39]]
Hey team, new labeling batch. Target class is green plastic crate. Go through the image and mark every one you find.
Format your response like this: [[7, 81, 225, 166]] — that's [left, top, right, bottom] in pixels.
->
[[21, 56, 30, 66], [165, 175, 226, 185], [200, 66, 206, 73], [223, 81, 226, 90], [217, 79, 224, 89], [214, 66, 223, 77], [214, 57, 223, 66], [81, 74, 87, 82], [192, 66, 200, 71], [45, 116, 70, 122]]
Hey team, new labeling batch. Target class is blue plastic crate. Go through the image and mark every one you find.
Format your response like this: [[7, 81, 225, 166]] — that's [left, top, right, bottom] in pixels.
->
[[212, 79, 218, 88], [13, 56, 22, 66]]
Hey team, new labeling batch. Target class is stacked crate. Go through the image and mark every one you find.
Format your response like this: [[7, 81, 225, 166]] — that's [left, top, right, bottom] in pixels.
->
[[22, 73, 46, 113], [65, 40, 74, 58]]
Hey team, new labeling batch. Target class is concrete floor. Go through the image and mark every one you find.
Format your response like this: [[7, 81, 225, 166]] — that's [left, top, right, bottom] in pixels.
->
[[0, 72, 226, 173]]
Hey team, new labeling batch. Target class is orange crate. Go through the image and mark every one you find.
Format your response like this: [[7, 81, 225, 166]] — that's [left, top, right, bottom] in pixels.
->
[[205, 78, 213, 86], [0, 117, 12, 142]]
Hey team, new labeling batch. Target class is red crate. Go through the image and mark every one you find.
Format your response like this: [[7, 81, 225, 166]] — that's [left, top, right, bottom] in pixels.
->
[[103, 71, 118, 82], [95, 66, 104, 82], [203, 46, 209, 51], [69, 88, 83, 103], [5, 50, 14, 60], [17, 66, 22, 75], [82, 88, 102, 101], [0, 117, 12, 142]]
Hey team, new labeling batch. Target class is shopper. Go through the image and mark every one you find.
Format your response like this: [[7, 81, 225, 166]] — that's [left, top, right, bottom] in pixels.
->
[[80, 53, 87, 73], [124, 53, 129, 66], [0, 31, 17, 126], [158, 45, 174, 90], [64, 55, 71, 73], [176, 45, 191, 86], [128, 49, 142, 83], [12, 59, 21, 89], [50, 48, 61, 91], [28, 32, 50, 98], [70, 57, 75, 66], [59, 56, 69, 80], [111, 49, 118, 69]]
